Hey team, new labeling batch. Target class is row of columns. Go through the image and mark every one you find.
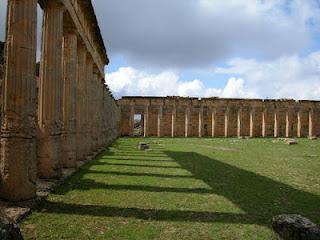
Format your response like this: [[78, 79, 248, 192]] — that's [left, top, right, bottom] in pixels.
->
[[129, 104, 317, 138], [0, 0, 119, 201]]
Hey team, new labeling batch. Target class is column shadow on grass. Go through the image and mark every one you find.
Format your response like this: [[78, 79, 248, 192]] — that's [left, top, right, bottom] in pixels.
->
[[44, 151, 320, 228]]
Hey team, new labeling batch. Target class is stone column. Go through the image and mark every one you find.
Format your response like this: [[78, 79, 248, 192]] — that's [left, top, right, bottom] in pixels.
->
[[309, 108, 314, 137], [237, 107, 243, 137], [285, 110, 292, 138], [185, 107, 191, 137], [211, 107, 216, 137], [91, 69, 99, 152], [76, 44, 87, 161], [262, 108, 267, 137], [84, 57, 93, 156], [62, 30, 77, 168], [274, 110, 279, 138], [250, 108, 255, 137], [297, 110, 302, 138], [0, 0, 37, 201], [144, 104, 149, 137], [157, 105, 163, 137], [171, 104, 177, 137], [198, 105, 204, 137], [129, 104, 135, 136], [38, 0, 64, 179], [225, 107, 230, 137]]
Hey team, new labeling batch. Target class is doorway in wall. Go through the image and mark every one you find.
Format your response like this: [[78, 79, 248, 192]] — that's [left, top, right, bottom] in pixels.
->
[[133, 114, 143, 136]]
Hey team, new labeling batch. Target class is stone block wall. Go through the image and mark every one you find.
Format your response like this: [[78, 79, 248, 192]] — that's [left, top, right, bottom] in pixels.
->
[[119, 97, 320, 138]]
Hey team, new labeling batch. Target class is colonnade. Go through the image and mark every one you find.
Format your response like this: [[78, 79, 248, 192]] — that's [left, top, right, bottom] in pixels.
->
[[119, 97, 320, 138], [0, 0, 120, 201]]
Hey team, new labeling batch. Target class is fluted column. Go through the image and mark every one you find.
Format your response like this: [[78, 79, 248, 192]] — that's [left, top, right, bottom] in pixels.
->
[[85, 57, 93, 155], [250, 108, 255, 137], [0, 0, 37, 201], [129, 104, 135, 136], [262, 108, 267, 137], [144, 104, 149, 137], [38, 1, 64, 179], [225, 107, 230, 137], [76, 44, 87, 161], [185, 107, 191, 137], [309, 109, 315, 137], [171, 105, 177, 137], [157, 105, 163, 137], [198, 105, 204, 137], [297, 110, 302, 138], [211, 107, 216, 137], [237, 107, 243, 137], [285, 110, 292, 138], [274, 110, 279, 138], [91, 69, 99, 151], [62, 30, 77, 168]]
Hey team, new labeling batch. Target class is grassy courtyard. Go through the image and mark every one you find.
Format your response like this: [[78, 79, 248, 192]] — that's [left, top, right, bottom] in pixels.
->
[[21, 137, 320, 239]]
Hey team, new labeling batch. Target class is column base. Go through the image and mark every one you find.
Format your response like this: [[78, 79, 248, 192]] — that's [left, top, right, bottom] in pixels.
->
[[62, 134, 77, 168], [37, 135, 63, 179], [0, 137, 37, 201]]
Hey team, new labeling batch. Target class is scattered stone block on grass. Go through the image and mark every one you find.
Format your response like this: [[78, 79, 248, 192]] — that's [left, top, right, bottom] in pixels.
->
[[138, 143, 150, 151], [272, 214, 320, 240], [285, 139, 297, 145]]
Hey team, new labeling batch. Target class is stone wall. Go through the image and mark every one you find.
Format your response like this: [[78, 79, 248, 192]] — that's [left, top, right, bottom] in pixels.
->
[[119, 97, 320, 138]]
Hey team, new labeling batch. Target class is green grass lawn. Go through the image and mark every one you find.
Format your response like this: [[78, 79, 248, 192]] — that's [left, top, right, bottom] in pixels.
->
[[21, 137, 320, 239]]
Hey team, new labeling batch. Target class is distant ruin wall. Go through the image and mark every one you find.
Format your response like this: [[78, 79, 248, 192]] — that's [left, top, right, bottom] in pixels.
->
[[119, 97, 320, 138]]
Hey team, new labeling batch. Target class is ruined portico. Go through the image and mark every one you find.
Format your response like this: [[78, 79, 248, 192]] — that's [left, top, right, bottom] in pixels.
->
[[0, 0, 120, 201], [119, 97, 320, 138]]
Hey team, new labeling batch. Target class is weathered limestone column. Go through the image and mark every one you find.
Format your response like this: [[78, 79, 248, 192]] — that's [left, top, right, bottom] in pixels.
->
[[185, 107, 191, 137], [309, 108, 315, 137], [262, 108, 267, 137], [297, 110, 302, 138], [91, 69, 99, 152], [237, 107, 243, 137], [129, 104, 135, 136], [62, 30, 77, 168], [171, 104, 177, 137], [0, 0, 37, 200], [198, 105, 204, 137], [157, 105, 163, 137], [76, 44, 87, 161], [224, 107, 230, 137], [249, 108, 255, 137], [211, 107, 216, 137], [83, 56, 93, 156], [38, 0, 64, 179], [144, 104, 149, 137], [285, 110, 293, 138], [274, 110, 279, 138]]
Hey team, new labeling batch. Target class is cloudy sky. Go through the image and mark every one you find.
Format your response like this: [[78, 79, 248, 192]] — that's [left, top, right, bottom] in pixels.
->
[[1, 0, 320, 100]]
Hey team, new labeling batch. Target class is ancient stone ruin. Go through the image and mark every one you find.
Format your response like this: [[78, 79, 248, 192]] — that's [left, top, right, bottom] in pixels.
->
[[119, 97, 320, 138], [1, 0, 319, 205], [0, 0, 120, 201]]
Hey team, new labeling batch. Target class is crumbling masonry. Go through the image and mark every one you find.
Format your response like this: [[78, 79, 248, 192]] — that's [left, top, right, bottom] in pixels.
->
[[119, 97, 320, 138], [0, 0, 119, 201]]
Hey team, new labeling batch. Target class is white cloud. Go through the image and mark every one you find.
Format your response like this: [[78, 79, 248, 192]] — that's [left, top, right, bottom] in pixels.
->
[[105, 67, 255, 99], [214, 52, 320, 100], [107, 51, 320, 100]]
